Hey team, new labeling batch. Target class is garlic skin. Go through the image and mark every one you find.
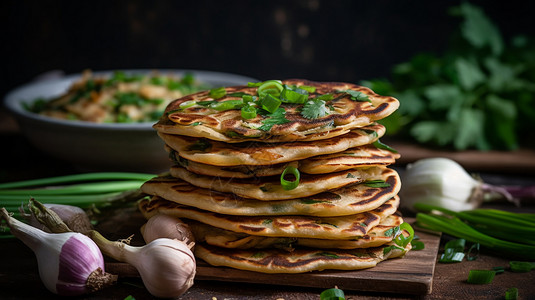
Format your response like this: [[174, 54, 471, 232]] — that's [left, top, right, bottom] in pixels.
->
[[88, 230, 196, 298], [400, 157, 483, 212], [141, 213, 195, 249], [25, 203, 93, 233], [0, 208, 116, 296]]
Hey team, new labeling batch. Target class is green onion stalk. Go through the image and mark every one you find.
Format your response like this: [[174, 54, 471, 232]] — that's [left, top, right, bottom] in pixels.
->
[[0, 172, 154, 236]]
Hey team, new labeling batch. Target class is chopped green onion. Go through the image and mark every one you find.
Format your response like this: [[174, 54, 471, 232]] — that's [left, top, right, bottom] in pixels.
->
[[505, 287, 519, 300], [209, 100, 244, 111], [257, 80, 283, 98], [242, 94, 256, 103], [280, 85, 309, 104], [209, 87, 227, 99], [179, 100, 196, 110], [396, 222, 415, 248], [440, 248, 465, 263], [299, 85, 317, 93], [439, 239, 466, 263], [280, 166, 300, 191], [509, 261, 535, 272], [260, 94, 281, 113], [320, 287, 345, 300], [241, 105, 257, 119], [467, 269, 495, 284]]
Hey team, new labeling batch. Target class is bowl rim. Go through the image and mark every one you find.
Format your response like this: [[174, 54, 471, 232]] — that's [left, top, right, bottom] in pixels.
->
[[4, 69, 257, 130]]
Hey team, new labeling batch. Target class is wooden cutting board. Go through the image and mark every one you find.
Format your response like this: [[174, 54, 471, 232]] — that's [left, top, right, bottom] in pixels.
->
[[101, 210, 441, 295]]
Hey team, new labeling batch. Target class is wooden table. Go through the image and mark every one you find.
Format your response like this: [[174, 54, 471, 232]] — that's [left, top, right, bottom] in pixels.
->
[[1, 110, 534, 299]]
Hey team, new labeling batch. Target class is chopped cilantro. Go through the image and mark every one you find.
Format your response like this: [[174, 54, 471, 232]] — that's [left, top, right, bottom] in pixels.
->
[[258, 107, 290, 131], [301, 98, 329, 119], [338, 89, 371, 102]]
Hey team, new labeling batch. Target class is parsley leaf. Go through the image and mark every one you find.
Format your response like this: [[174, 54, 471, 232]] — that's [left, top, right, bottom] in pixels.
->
[[301, 99, 329, 119], [258, 107, 290, 131], [338, 89, 371, 102]]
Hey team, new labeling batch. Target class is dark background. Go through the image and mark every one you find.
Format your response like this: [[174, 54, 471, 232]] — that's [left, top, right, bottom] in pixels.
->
[[2, 0, 535, 100]]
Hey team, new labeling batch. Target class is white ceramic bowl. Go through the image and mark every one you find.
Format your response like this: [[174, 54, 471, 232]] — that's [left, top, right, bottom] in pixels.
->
[[4, 69, 257, 173]]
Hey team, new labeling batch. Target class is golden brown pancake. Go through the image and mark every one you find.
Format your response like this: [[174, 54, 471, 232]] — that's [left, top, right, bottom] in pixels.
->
[[194, 238, 411, 273], [154, 79, 399, 143], [138, 196, 400, 240], [169, 165, 385, 201], [188, 213, 404, 250], [140, 168, 400, 216], [159, 123, 386, 166], [166, 143, 399, 178]]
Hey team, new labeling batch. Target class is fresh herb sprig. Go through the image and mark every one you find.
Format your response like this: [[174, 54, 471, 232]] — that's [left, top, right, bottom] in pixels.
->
[[362, 2, 535, 151]]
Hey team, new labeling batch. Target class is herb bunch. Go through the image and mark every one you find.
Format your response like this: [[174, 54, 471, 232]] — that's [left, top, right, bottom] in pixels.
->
[[362, 3, 535, 151]]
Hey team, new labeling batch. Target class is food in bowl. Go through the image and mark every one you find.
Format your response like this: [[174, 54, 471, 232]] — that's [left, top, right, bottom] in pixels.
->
[[24, 70, 210, 123]]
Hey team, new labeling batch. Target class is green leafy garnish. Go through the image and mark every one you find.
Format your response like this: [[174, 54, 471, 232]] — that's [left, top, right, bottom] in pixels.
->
[[320, 287, 345, 300], [301, 98, 329, 119], [258, 107, 290, 131], [372, 139, 398, 153], [338, 89, 371, 102], [363, 180, 391, 188]]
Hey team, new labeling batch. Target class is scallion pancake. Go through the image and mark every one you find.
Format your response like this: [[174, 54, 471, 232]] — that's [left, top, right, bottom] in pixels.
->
[[194, 238, 411, 274], [138, 196, 399, 240], [154, 79, 399, 143], [159, 123, 385, 166], [169, 165, 385, 201], [188, 213, 404, 250], [166, 143, 399, 178], [140, 167, 400, 216]]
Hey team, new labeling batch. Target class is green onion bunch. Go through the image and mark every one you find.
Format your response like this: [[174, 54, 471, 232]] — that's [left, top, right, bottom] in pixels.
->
[[414, 203, 535, 260], [0, 172, 154, 237]]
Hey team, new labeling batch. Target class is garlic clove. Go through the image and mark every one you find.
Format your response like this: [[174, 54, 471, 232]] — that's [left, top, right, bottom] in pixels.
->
[[140, 213, 195, 249], [128, 238, 196, 298], [88, 229, 197, 298]]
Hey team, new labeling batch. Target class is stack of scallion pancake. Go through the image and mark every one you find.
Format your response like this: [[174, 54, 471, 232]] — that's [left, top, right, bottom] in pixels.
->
[[138, 79, 412, 273]]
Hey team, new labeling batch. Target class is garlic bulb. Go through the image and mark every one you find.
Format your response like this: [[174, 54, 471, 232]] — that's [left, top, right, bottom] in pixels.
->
[[88, 230, 196, 298], [400, 157, 515, 212], [140, 213, 195, 249], [400, 157, 483, 212], [0, 207, 117, 296]]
